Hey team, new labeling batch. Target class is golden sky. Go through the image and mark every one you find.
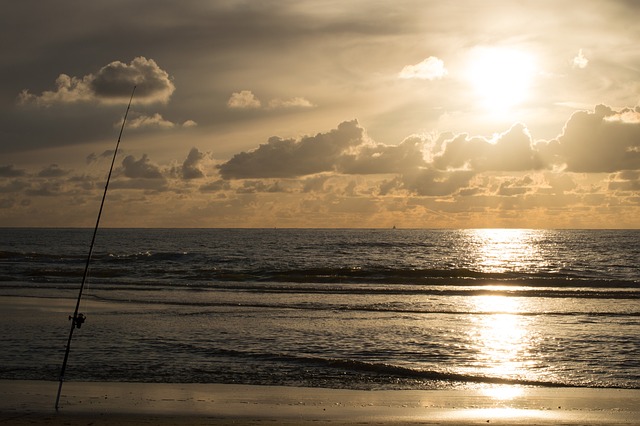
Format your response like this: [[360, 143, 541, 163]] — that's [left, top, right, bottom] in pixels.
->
[[1, 0, 639, 228]]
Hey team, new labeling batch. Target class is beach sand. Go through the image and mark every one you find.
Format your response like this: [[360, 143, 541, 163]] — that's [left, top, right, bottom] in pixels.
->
[[1, 380, 639, 425]]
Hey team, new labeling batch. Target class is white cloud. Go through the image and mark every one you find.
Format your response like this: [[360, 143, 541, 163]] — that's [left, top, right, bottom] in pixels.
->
[[398, 56, 447, 80], [117, 113, 197, 130], [19, 57, 175, 106], [126, 113, 176, 130], [267, 97, 314, 109], [572, 49, 589, 69], [228, 91, 314, 110], [227, 90, 261, 109]]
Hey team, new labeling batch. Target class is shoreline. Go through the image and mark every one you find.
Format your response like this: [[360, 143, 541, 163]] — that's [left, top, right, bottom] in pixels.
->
[[1, 380, 639, 425]]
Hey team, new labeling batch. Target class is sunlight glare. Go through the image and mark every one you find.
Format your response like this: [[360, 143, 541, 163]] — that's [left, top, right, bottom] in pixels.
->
[[481, 385, 525, 400], [467, 229, 540, 274], [466, 47, 536, 113], [471, 296, 531, 378], [461, 229, 540, 379]]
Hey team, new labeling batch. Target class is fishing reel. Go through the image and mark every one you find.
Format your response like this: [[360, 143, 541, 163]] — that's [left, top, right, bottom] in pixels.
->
[[69, 313, 87, 329]]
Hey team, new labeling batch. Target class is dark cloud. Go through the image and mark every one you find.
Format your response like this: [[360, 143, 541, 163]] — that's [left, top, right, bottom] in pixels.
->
[[86, 150, 115, 164], [68, 174, 96, 191], [237, 180, 287, 194], [608, 170, 640, 191], [340, 135, 427, 174], [398, 169, 475, 196], [91, 57, 174, 103], [0, 179, 29, 194], [121, 154, 164, 179], [497, 176, 534, 196], [109, 178, 168, 192], [19, 57, 174, 106], [0, 165, 26, 177], [37, 164, 68, 178], [181, 148, 207, 180], [0, 198, 15, 209], [549, 105, 640, 173], [200, 179, 231, 193], [25, 182, 63, 197], [433, 124, 544, 172], [302, 175, 332, 193], [218, 120, 366, 179], [378, 178, 400, 196]]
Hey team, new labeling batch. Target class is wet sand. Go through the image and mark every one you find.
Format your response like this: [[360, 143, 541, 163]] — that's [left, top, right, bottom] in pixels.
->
[[1, 380, 639, 425]]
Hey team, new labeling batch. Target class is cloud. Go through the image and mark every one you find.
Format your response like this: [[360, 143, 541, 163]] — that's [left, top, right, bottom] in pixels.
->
[[86, 150, 114, 164], [0, 179, 29, 194], [339, 135, 428, 174], [0, 165, 26, 177], [227, 90, 261, 109], [228, 91, 314, 110], [218, 120, 366, 179], [497, 176, 534, 196], [433, 123, 544, 172], [126, 113, 176, 130], [398, 56, 447, 80], [116, 113, 196, 130], [121, 154, 164, 179], [572, 49, 589, 69], [25, 182, 63, 197], [608, 170, 640, 191], [200, 179, 231, 193], [37, 164, 68, 178], [180, 147, 209, 180], [398, 169, 475, 196], [302, 174, 332, 193], [267, 97, 314, 109], [549, 105, 640, 172], [543, 173, 577, 195], [19, 57, 174, 106], [237, 180, 287, 194], [0, 199, 15, 209]]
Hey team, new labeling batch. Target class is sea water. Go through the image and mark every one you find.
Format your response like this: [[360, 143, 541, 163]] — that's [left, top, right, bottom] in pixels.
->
[[0, 228, 638, 390]]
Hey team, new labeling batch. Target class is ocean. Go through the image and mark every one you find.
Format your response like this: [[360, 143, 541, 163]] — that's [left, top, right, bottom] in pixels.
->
[[0, 228, 638, 390]]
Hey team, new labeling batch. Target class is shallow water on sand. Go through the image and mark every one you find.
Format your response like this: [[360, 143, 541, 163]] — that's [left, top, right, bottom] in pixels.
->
[[0, 228, 638, 389]]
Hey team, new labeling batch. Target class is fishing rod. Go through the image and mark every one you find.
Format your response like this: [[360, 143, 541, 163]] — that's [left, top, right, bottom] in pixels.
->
[[55, 86, 136, 411]]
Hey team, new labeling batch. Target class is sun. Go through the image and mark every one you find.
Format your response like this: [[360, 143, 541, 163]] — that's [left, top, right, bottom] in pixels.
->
[[465, 47, 536, 113]]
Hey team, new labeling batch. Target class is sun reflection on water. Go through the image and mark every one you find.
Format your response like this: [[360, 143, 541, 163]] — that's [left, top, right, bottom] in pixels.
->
[[470, 295, 532, 379], [461, 229, 542, 384], [465, 228, 542, 274]]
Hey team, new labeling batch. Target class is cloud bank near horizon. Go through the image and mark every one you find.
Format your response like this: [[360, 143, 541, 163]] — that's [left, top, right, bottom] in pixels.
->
[[217, 104, 640, 182], [1, 104, 638, 227]]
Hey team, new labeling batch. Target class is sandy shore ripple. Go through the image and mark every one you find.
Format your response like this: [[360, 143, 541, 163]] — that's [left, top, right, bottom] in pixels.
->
[[1, 380, 639, 425]]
